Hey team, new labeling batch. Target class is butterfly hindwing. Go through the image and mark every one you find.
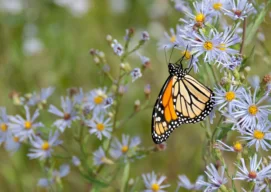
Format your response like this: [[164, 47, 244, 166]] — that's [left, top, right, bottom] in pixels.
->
[[151, 76, 182, 144], [172, 74, 215, 124]]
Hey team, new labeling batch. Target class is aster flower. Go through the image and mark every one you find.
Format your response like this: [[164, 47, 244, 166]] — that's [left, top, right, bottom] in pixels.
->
[[38, 164, 70, 187], [27, 87, 55, 106], [137, 52, 151, 68], [248, 75, 260, 89], [141, 31, 150, 41], [110, 134, 141, 159], [177, 175, 203, 191], [93, 146, 113, 166], [223, 0, 256, 20], [215, 140, 243, 152], [86, 114, 112, 140], [197, 164, 227, 192], [232, 87, 271, 129], [5, 135, 21, 153], [213, 82, 241, 112], [181, 1, 213, 28], [205, 0, 231, 18], [158, 26, 181, 49], [223, 55, 242, 70], [130, 68, 142, 82], [187, 29, 221, 63], [172, 0, 191, 13], [234, 154, 271, 182], [48, 97, 79, 132], [142, 171, 170, 192], [85, 87, 109, 113], [111, 39, 124, 56], [0, 107, 11, 144], [242, 184, 266, 192], [9, 106, 43, 141], [239, 121, 271, 151], [28, 131, 62, 160]]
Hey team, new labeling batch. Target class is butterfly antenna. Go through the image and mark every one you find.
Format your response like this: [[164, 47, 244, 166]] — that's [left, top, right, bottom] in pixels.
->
[[169, 45, 177, 64], [175, 44, 189, 65]]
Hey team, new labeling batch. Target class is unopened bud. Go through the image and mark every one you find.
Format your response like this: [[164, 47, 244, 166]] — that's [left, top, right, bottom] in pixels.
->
[[262, 74, 271, 84], [134, 100, 140, 112], [89, 48, 96, 55], [144, 84, 151, 100], [106, 35, 112, 43], [244, 66, 251, 73]]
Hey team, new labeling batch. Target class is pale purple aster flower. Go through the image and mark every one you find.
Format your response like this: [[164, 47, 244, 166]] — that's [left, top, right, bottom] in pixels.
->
[[232, 87, 271, 129], [242, 183, 266, 192], [110, 134, 141, 159], [130, 68, 142, 82], [74, 88, 84, 104], [93, 146, 113, 166], [173, 0, 191, 13], [72, 156, 81, 166], [223, 0, 256, 20], [215, 140, 243, 152], [141, 31, 150, 41], [158, 26, 181, 49], [215, 26, 241, 67], [213, 82, 241, 112], [224, 55, 242, 70], [85, 87, 109, 113], [86, 114, 112, 140], [205, 0, 231, 18], [48, 97, 79, 132], [137, 52, 150, 68], [142, 171, 170, 192], [111, 39, 123, 56], [248, 75, 260, 89], [28, 131, 62, 160], [180, 1, 213, 28], [197, 164, 227, 192], [27, 87, 55, 106], [177, 175, 203, 191], [234, 154, 271, 182], [187, 29, 221, 63], [9, 106, 44, 141], [38, 164, 70, 187], [0, 107, 11, 144], [239, 121, 271, 151], [5, 135, 21, 153]]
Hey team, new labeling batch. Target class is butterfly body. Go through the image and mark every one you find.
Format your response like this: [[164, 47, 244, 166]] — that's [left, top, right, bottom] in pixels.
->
[[152, 62, 215, 144]]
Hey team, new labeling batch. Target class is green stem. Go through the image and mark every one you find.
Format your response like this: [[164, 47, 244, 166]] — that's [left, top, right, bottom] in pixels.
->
[[240, 18, 247, 55]]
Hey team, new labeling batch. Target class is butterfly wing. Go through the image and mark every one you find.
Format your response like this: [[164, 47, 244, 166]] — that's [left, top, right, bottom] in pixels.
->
[[172, 74, 215, 124], [151, 76, 182, 144]]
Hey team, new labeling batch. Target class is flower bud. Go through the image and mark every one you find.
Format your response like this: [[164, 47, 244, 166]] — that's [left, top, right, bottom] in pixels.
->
[[134, 100, 140, 112], [144, 84, 151, 100]]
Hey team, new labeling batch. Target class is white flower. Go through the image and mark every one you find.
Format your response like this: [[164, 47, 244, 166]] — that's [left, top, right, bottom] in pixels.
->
[[239, 121, 271, 151], [158, 26, 181, 49], [5, 135, 21, 153], [205, 0, 231, 17], [177, 175, 203, 190], [53, 0, 90, 17], [48, 97, 79, 132], [9, 106, 44, 141], [213, 82, 241, 112], [111, 39, 124, 56], [0, 107, 11, 144], [27, 87, 55, 106], [197, 164, 227, 192], [130, 68, 142, 82], [232, 87, 271, 129], [86, 114, 112, 140], [223, 0, 256, 20], [85, 87, 109, 114], [234, 154, 271, 182], [93, 147, 113, 166], [0, 0, 24, 14], [215, 140, 243, 152], [109, 134, 141, 159], [142, 171, 170, 192], [28, 131, 62, 160]]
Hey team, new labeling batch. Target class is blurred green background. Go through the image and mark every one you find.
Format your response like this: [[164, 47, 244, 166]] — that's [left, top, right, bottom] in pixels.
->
[[0, 0, 271, 191]]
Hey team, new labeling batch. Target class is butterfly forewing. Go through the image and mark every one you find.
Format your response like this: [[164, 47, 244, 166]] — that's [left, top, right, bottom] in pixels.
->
[[151, 76, 182, 144]]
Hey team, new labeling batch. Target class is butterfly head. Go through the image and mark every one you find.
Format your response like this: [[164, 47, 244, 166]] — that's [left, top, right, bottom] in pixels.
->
[[168, 63, 187, 78]]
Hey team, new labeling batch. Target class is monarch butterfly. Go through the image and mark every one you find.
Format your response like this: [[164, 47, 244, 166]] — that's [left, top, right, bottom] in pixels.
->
[[151, 54, 215, 144]]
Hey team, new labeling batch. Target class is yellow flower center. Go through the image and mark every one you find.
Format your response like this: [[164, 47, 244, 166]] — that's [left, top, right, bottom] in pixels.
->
[[151, 183, 160, 192], [24, 121, 32, 129], [233, 141, 242, 152], [181, 50, 191, 59], [195, 13, 205, 23], [213, 2, 222, 10], [1, 123, 8, 132], [170, 35, 176, 43], [248, 171, 257, 179], [253, 130, 265, 140], [96, 123, 105, 131], [248, 105, 258, 116], [203, 41, 213, 50], [218, 43, 226, 51], [13, 137, 19, 142], [42, 141, 50, 151], [94, 96, 104, 104], [121, 145, 129, 153], [225, 91, 235, 101]]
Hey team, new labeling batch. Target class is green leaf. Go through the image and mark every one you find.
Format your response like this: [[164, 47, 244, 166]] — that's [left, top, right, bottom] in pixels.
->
[[121, 163, 130, 192], [80, 172, 109, 188], [216, 126, 232, 140], [245, 1, 271, 46]]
